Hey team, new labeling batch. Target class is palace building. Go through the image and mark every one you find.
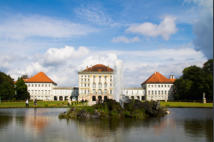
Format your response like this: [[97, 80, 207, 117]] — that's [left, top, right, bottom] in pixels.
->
[[24, 72, 78, 101], [23, 67, 175, 102], [141, 72, 175, 101], [78, 64, 114, 105]]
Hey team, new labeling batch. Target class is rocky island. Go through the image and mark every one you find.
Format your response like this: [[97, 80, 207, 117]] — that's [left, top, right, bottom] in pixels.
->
[[59, 99, 167, 120]]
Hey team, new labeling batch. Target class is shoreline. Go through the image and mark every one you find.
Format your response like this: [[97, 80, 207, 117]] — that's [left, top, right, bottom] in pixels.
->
[[0, 101, 212, 109]]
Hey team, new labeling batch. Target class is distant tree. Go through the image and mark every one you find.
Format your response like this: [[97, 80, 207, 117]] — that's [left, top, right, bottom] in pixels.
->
[[15, 78, 30, 100], [203, 59, 213, 74], [174, 60, 213, 101], [0, 72, 15, 100], [202, 59, 213, 100]]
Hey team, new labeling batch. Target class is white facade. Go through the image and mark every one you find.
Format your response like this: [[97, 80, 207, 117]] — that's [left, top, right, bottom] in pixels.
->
[[26, 82, 56, 101], [52, 87, 78, 101], [122, 88, 145, 100], [26, 83, 79, 101], [142, 83, 174, 101], [78, 72, 114, 103]]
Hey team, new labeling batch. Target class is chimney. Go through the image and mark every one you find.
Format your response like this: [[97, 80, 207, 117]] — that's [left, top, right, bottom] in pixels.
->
[[169, 75, 175, 79]]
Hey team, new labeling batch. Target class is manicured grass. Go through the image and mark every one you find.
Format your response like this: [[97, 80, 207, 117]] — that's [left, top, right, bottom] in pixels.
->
[[160, 101, 213, 108], [0, 101, 213, 108], [0, 101, 86, 108]]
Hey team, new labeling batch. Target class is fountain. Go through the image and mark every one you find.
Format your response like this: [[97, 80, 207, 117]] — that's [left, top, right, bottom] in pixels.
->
[[113, 60, 127, 107]]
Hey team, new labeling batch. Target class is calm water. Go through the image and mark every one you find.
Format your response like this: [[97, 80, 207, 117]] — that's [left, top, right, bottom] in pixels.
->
[[0, 108, 212, 142]]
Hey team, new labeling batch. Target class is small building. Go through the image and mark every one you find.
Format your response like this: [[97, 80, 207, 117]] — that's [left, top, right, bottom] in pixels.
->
[[78, 64, 114, 105], [141, 72, 175, 101], [52, 87, 73, 101], [122, 88, 145, 100], [24, 72, 78, 101], [25, 72, 57, 101]]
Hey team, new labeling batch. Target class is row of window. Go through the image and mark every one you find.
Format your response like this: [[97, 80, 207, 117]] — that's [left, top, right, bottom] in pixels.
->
[[80, 78, 113, 82], [124, 90, 145, 95], [148, 90, 171, 95], [27, 83, 52, 87], [29, 90, 51, 95], [148, 84, 172, 88], [81, 75, 113, 78], [80, 89, 112, 95], [147, 94, 168, 98], [80, 82, 113, 88]]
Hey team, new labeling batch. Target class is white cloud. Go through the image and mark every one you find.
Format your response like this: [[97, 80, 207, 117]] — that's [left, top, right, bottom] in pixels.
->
[[0, 44, 206, 87], [126, 16, 177, 40], [0, 15, 97, 39], [112, 36, 140, 43], [184, 0, 213, 15], [43, 46, 89, 65], [75, 6, 118, 26]]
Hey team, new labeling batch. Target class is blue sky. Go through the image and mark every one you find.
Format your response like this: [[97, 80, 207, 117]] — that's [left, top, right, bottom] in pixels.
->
[[0, 0, 213, 87]]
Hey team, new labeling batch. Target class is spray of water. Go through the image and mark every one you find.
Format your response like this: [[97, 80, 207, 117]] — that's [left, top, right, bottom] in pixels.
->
[[113, 60, 123, 102]]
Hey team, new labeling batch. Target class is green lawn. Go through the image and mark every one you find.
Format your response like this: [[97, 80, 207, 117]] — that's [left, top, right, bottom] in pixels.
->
[[0, 101, 86, 108], [0, 101, 213, 108], [160, 101, 213, 108]]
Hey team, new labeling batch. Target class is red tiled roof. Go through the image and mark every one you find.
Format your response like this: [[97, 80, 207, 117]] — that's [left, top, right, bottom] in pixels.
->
[[142, 72, 175, 85], [24, 72, 56, 84], [82, 64, 113, 72]]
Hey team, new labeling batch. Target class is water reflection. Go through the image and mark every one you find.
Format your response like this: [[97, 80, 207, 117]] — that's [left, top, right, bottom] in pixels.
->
[[184, 120, 213, 142], [0, 108, 212, 142], [0, 112, 12, 130], [25, 108, 49, 134]]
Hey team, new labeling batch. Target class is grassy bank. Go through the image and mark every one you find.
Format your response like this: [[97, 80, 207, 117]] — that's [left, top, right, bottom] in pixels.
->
[[0, 101, 212, 108], [160, 102, 213, 108], [0, 101, 86, 108]]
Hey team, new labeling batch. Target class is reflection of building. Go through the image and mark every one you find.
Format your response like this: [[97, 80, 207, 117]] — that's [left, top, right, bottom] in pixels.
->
[[141, 72, 175, 101], [25, 72, 78, 101], [78, 64, 114, 104], [122, 88, 145, 100]]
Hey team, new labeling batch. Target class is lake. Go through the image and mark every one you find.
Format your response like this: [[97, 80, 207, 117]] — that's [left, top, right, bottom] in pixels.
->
[[0, 108, 212, 142]]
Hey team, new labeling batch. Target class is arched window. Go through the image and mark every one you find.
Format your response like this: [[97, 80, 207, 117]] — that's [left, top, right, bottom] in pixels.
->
[[93, 89, 96, 94], [104, 82, 107, 88], [92, 96, 96, 101], [93, 83, 96, 88], [104, 89, 107, 94], [98, 83, 102, 88], [98, 89, 102, 94]]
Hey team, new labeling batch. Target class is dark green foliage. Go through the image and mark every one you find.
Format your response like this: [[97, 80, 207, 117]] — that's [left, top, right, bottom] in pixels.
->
[[59, 99, 167, 120], [203, 59, 213, 74], [0, 72, 15, 100], [15, 78, 30, 100], [174, 59, 213, 101]]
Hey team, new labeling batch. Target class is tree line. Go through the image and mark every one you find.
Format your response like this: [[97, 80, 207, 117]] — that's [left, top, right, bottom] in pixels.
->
[[0, 72, 30, 101], [174, 59, 213, 101]]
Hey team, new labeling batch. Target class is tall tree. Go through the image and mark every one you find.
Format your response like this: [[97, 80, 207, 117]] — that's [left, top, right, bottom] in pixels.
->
[[15, 78, 30, 100], [174, 60, 213, 101], [203, 59, 213, 74], [0, 72, 15, 100]]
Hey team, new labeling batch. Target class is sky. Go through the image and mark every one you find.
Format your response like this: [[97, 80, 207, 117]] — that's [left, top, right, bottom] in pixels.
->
[[0, 0, 213, 87]]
